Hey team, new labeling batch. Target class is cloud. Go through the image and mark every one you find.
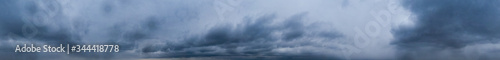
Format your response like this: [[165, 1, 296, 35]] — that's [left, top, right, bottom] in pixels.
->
[[0, 0, 396, 60], [135, 13, 344, 60], [0, 0, 345, 60], [0, 0, 208, 59], [393, 0, 500, 59]]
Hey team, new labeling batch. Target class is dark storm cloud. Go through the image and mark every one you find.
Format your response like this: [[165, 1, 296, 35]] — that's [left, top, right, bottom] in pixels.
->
[[394, 0, 500, 59], [0, 0, 22, 39], [0, 0, 157, 59], [137, 13, 343, 60], [0, 0, 82, 45], [0, 0, 348, 60], [105, 16, 164, 51], [0, 0, 34, 59], [0, 0, 86, 60]]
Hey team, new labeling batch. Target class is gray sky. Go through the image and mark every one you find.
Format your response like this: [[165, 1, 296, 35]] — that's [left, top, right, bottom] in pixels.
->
[[1, 0, 499, 60]]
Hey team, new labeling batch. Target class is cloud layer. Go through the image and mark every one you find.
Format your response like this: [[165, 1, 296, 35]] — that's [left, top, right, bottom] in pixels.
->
[[137, 13, 344, 60], [0, 0, 355, 60], [394, 0, 500, 60]]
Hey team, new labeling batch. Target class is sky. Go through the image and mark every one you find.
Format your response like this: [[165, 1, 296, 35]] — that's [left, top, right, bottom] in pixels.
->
[[0, 0, 499, 60]]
